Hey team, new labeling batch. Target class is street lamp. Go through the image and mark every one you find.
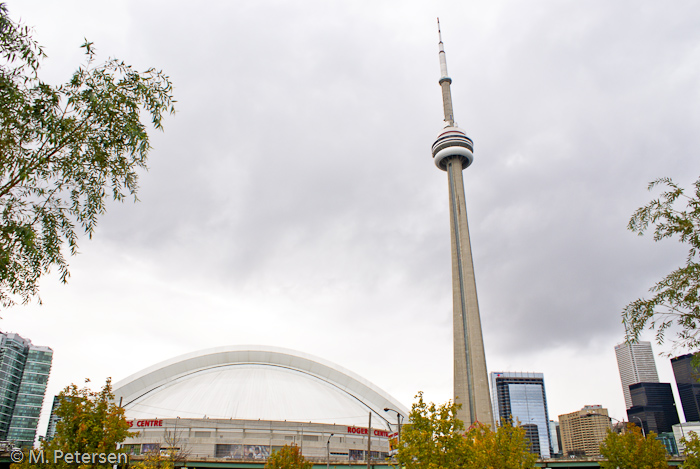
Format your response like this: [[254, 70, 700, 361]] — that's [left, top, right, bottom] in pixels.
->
[[587, 413, 645, 437], [629, 415, 646, 437], [586, 413, 622, 430], [384, 408, 404, 452], [326, 433, 334, 469]]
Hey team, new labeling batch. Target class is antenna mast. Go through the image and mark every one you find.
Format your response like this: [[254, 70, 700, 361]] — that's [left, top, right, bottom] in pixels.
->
[[437, 18, 455, 127]]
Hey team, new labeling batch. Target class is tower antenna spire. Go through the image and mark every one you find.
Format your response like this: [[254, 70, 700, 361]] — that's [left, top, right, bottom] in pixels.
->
[[437, 18, 455, 127]]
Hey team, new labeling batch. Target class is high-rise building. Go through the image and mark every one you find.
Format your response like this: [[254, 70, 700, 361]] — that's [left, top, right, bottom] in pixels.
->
[[0, 332, 53, 448], [432, 20, 492, 427], [45, 396, 60, 441], [549, 420, 561, 456], [615, 341, 659, 409], [558, 405, 610, 457], [671, 353, 700, 422], [627, 382, 680, 434], [490, 372, 551, 458]]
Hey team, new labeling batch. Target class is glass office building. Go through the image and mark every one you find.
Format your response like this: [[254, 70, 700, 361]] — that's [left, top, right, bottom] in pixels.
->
[[549, 420, 561, 456], [45, 396, 60, 441], [0, 333, 52, 448], [490, 372, 552, 458]]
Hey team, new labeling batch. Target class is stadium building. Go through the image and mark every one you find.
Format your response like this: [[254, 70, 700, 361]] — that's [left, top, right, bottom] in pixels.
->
[[112, 346, 409, 464]]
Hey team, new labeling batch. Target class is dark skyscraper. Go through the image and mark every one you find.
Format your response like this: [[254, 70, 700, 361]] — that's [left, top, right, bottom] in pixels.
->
[[627, 382, 679, 434], [671, 353, 700, 422]]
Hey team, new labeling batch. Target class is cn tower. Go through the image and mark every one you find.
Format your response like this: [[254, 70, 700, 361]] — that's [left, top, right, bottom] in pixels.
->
[[431, 20, 493, 427]]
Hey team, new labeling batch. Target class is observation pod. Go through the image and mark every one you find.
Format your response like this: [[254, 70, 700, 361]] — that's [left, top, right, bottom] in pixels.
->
[[432, 127, 474, 171]]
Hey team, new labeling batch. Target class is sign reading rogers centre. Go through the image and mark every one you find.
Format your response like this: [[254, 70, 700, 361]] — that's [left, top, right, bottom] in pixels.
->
[[347, 426, 390, 438], [127, 419, 163, 428]]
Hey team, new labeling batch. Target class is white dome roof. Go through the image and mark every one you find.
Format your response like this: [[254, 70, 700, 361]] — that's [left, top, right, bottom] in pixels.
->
[[112, 346, 408, 430]]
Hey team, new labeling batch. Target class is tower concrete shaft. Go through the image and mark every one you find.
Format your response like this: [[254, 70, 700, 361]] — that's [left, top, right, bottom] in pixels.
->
[[432, 19, 493, 427]]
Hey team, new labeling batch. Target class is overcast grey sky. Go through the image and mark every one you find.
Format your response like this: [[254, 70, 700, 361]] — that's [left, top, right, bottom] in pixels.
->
[[6, 0, 700, 434]]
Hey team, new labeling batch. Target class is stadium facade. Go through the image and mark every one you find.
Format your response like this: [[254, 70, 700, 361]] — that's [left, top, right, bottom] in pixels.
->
[[112, 346, 408, 463]]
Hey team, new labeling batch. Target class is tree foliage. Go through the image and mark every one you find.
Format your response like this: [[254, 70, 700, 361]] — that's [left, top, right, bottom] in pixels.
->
[[263, 445, 311, 469], [599, 424, 667, 469], [130, 429, 188, 469], [130, 451, 174, 469], [397, 392, 536, 469], [681, 431, 700, 469], [0, 4, 175, 307], [622, 177, 700, 350], [12, 379, 130, 469], [466, 421, 537, 469], [474, 421, 537, 469], [161, 428, 191, 463], [398, 392, 469, 468]]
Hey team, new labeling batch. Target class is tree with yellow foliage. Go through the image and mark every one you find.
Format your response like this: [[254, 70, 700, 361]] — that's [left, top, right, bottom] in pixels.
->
[[681, 431, 700, 469], [264, 445, 311, 469], [397, 392, 536, 469], [11, 379, 129, 469], [599, 424, 667, 469]]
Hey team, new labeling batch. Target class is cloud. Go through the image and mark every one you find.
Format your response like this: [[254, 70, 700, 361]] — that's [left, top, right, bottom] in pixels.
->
[[6, 0, 700, 431]]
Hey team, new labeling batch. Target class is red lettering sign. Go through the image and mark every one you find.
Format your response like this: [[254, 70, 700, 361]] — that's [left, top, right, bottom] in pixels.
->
[[347, 426, 369, 435], [128, 419, 163, 428], [346, 426, 389, 437]]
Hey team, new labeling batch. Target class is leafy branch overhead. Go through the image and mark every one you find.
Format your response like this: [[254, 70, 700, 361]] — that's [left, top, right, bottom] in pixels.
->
[[0, 4, 175, 307], [623, 177, 700, 350]]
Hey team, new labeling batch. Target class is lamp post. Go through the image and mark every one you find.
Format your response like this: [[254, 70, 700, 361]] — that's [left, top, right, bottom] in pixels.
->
[[629, 415, 646, 437], [587, 413, 645, 437], [384, 408, 404, 453], [326, 433, 334, 469]]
